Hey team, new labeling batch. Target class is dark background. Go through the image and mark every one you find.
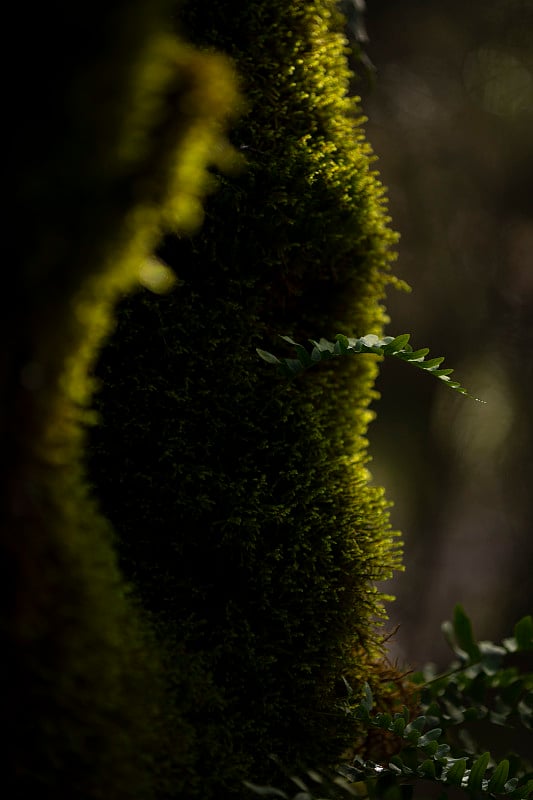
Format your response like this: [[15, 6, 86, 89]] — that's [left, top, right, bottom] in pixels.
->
[[355, 0, 533, 667]]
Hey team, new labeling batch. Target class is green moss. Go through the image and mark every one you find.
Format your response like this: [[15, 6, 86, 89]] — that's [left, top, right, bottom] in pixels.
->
[[2, 3, 237, 796], [90, 0, 402, 795]]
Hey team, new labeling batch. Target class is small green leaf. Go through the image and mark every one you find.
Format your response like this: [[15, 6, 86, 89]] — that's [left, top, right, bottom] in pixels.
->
[[488, 759, 510, 793], [441, 619, 465, 658], [257, 348, 281, 365], [293, 343, 313, 366], [421, 357, 446, 370], [445, 759, 467, 786], [311, 338, 335, 354], [334, 333, 350, 351], [310, 346, 322, 362], [418, 728, 442, 746], [279, 335, 298, 346], [409, 716, 427, 731], [514, 616, 533, 651], [479, 641, 507, 674], [393, 717, 406, 736], [402, 347, 430, 361], [376, 713, 392, 729], [360, 334, 381, 348], [467, 751, 490, 791], [503, 636, 518, 653], [360, 682, 373, 713], [382, 333, 410, 352], [418, 759, 436, 779], [453, 605, 481, 662], [435, 368, 454, 377], [421, 740, 438, 756]]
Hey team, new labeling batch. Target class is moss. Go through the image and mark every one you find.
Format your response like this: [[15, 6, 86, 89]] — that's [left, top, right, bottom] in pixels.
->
[[90, 1, 402, 795], [2, 2, 237, 796]]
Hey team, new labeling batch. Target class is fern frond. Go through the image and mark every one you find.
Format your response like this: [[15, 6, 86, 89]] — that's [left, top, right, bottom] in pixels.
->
[[257, 333, 486, 402], [245, 611, 533, 800]]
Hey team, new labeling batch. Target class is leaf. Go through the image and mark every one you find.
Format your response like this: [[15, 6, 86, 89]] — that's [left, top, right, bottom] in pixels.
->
[[479, 641, 507, 674], [257, 349, 281, 365], [453, 605, 481, 662], [382, 333, 410, 353], [514, 616, 533, 651], [418, 759, 436, 779], [293, 343, 314, 367], [404, 716, 426, 738], [335, 333, 350, 352], [400, 347, 430, 361], [279, 335, 299, 346], [441, 620, 466, 659], [360, 682, 374, 713], [467, 751, 490, 792], [503, 636, 518, 653], [405, 729, 422, 745], [393, 717, 406, 736], [445, 759, 467, 786], [418, 728, 442, 747], [420, 357, 446, 370], [376, 713, 392, 729], [310, 338, 335, 354], [488, 759, 510, 793], [420, 740, 439, 756], [359, 334, 381, 348]]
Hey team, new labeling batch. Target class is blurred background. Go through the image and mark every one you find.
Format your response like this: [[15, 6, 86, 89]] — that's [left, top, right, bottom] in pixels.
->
[[351, 0, 533, 667]]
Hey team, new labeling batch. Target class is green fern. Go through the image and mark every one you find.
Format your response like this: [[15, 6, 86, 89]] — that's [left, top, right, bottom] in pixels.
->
[[342, 610, 533, 799], [345, 691, 532, 800], [244, 610, 533, 800], [257, 333, 485, 402]]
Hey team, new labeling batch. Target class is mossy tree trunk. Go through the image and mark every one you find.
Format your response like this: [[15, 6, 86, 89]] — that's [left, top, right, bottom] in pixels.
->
[[90, 1, 402, 795]]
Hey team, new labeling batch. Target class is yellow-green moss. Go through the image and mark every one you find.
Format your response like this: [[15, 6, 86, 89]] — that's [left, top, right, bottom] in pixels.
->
[[90, 1, 402, 795], [2, 2, 237, 796]]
